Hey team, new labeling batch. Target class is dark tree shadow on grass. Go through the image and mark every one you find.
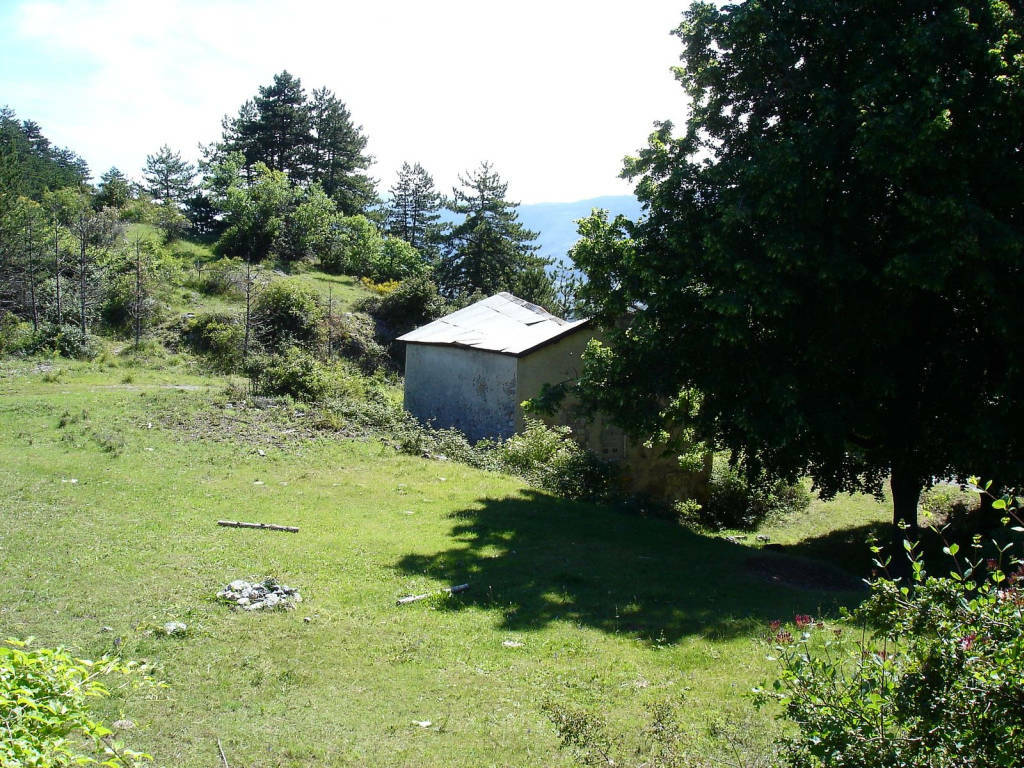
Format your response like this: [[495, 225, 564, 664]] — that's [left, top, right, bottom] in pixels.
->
[[395, 490, 868, 644]]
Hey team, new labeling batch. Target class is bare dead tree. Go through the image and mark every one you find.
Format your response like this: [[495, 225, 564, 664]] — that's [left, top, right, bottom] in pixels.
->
[[67, 207, 122, 335]]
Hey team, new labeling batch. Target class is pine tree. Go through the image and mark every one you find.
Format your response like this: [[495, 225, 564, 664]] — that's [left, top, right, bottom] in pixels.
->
[[440, 162, 553, 306], [142, 145, 195, 205], [95, 167, 130, 209], [386, 162, 442, 260], [307, 87, 374, 214], [251, 71, 311, 180], [214, 75, 375, 213]]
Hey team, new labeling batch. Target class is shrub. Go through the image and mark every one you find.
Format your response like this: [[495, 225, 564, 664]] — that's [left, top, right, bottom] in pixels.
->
[[359, 277, 400, 295], [920, 483, 979, 519], [356, 275, 451, 339], [184, 257, 240, 297], [0, 638, 152, 767], [757, 494, 1024, 768], [496, 418, 615, 501], [251, 279, 325, 353], [247, 347, 332, 402], [0, 311, 30, 353], [321, 214, 382, 275], [4, 322, 101, 360], [181, 312, 243, 372], [328, 311, 390, 373], [699, 453, 811, 530], [374, 236, 428, 282], [52, 326, 102, 360]]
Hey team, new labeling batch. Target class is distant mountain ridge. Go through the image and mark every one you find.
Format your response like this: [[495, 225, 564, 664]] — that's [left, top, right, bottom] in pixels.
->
[[517, 195, 643, 267], [436, 194, 642, 270]]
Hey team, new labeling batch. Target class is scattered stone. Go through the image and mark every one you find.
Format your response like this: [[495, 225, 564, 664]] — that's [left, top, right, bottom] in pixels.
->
[[217, 578, 301, 611], [257, 449, 266, 456], [413, 720, 432, 728], [162, 621, 187, 636], [756, 534, 771, 543], [253, 480, 264, 486], [100, 626, 114, 632], [112, 719, 136, 730], [502, 640, 524, 648], [303, 616, 311, 623]]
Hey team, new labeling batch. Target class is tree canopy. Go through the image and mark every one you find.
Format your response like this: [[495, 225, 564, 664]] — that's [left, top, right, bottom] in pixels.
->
[[385, 161, 443, 261], [439, 161, 553, 306], [142, 145, 195, 206], [217, 72, 375, 214], [573, 0, 1024, 545]]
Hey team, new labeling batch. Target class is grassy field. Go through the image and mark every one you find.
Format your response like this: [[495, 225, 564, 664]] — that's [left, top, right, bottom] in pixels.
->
[[0, 355, 891, 767]]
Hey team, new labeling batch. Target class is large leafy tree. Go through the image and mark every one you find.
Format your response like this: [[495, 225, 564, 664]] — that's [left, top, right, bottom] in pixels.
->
[[440, 162, 553, 306], [213, 160, 299, 262], [385, 161, 443, 261], [574, 0, 1024, 550]]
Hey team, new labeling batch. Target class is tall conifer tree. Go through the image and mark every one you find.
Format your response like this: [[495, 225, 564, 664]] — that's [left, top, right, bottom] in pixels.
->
[[440, 162, 553, 306], [386, 162, 442, 260]]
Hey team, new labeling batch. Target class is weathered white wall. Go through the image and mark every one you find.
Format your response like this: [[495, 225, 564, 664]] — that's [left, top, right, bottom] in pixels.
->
[[404, 343, 519, 441]]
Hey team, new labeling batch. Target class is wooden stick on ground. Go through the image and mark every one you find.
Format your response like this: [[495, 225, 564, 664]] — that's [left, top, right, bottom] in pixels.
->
[[397, 583, 469, 606], [217, 520, 299, 533], [217, 738, 230, 768]]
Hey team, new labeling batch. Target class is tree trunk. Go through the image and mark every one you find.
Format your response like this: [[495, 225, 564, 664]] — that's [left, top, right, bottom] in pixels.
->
[[134, 241, 142, 349], [890, 464, 922, 577], [79, 225, 88, 335], [53, 219, 62, 329], [243, 259, 252, 363]]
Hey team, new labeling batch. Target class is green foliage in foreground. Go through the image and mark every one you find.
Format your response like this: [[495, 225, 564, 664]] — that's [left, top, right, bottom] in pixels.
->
[[0, 639, 152, 767], [758, 497, 1024, 768]]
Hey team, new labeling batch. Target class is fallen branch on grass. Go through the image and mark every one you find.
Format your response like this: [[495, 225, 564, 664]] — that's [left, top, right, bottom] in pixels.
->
[[396, 583, 469, 606], [217, 520, 299, 533]]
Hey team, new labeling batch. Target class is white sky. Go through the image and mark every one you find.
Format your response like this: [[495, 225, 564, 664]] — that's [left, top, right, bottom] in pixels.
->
[[1, 0, 690, 204]]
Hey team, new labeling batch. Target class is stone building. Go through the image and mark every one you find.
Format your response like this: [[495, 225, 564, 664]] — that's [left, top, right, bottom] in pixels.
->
[[398, 293, 708, 503]]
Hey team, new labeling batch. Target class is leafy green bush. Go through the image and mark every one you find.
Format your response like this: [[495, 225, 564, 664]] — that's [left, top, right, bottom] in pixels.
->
[[181, 312, 243, 372], [698, 454, 811, 530], [920, 483, 979, 520], [183, 257, 240, 297], [496, 418, 615, 501], [247, 347, 332, 402], [757, 490, 1024, 768], [355, 275, 451, 339], [53, 326, 102, 360], [5, 322, 101, 360], [252, 278, 325, 353], [328, 311, 390, 373], [0, 311, 30, 354], [0, 638, 152, 767]]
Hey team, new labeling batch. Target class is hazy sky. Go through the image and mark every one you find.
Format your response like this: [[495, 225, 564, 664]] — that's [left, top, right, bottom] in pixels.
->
[[0, 1, 690, 204]]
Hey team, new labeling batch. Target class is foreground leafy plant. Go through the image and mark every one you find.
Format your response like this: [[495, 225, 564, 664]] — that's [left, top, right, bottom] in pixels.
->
[[757, 487, 1024, 768], [0, 638, 154, 767]]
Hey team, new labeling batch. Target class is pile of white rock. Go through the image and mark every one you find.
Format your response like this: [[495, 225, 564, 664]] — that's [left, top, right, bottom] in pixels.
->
[[217, 578, 302, 611]]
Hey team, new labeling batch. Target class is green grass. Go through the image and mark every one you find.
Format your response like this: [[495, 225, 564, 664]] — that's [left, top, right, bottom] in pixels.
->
[[288, 270, 368, 312], [0, 356, 891, 767]]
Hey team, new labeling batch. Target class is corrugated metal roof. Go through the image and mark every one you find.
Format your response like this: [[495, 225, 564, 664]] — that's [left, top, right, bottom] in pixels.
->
[[397, 292, 590, 356]]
